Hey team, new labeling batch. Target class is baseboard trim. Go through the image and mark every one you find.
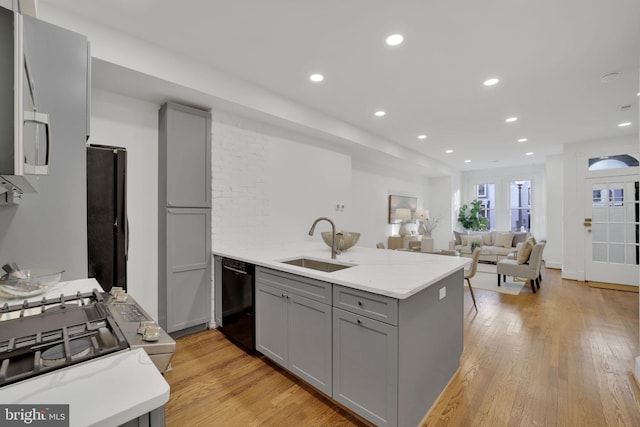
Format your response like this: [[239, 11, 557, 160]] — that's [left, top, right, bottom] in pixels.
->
[[587, 282, 639, 292], [544, 261, 562, 269]]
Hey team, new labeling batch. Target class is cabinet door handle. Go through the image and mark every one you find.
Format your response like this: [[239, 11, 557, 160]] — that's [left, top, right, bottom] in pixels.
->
[[357, 301, 363, 307], [357, 319, 362, 325]]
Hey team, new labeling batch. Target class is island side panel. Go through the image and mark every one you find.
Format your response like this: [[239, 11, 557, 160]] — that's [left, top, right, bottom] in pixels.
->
[[397, 268, 464, 427]]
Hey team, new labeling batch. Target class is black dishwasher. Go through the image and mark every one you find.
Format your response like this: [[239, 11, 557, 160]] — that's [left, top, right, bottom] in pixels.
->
[[220, 258, 255, 352]]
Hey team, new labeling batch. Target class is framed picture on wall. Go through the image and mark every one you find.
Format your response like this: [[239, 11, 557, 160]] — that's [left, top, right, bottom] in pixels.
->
[[388, 195, 417, 224]]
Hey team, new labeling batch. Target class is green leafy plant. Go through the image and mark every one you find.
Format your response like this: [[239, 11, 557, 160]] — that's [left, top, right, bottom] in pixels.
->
[[470, 240, 482, 250], [457, 199, 489, 231]]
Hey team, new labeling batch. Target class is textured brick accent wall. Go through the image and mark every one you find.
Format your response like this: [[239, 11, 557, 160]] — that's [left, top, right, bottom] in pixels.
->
[[211, 116, 270, 247]]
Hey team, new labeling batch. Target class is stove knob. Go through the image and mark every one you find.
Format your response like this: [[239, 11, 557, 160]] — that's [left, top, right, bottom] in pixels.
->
[[137, 320, 157, 335], [142, 326, 161, 342], [114, 292, 128, 302]]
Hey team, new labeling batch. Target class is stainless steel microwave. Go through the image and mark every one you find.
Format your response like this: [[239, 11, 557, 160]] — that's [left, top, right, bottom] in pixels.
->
[[0, 6, 51, 194]]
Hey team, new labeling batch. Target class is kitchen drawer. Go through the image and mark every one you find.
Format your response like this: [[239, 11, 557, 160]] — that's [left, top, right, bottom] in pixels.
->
[[256, 267, 331, 305], [333, 285, 398, 326]]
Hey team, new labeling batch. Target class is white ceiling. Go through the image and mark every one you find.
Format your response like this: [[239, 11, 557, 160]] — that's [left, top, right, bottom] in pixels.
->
[[40, 0, 640, 172]]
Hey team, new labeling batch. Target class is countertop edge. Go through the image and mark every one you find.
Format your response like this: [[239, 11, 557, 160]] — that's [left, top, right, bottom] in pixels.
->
[[213, 244, 470, 299]]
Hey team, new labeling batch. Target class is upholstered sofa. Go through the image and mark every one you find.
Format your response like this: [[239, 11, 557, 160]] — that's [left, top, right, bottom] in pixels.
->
[[448, 230, 531, 262]]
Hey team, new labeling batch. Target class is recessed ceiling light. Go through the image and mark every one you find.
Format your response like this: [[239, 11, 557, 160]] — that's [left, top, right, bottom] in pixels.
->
[[505, 117, 518, 123], [484, 78, 499, 86], [374, 111, 386, 117], [517, 138, 528, 142], [637, 92, 640, 96], [464, 159, 471, 163], [309, 73, 324, 82], [618, 122, 632, 127], [417, 134, 427, 140], [386, 34, 404, 46], [445, 149, 453, 154], [526, 152, 534, 156]]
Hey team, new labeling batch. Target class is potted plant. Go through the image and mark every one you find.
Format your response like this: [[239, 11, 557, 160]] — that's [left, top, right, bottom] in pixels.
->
[[457, 199, 489, 231]]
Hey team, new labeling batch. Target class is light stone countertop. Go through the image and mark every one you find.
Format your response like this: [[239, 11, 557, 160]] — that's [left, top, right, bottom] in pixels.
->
[[0, 279, 170, 427], [213, 242, 471, 299]]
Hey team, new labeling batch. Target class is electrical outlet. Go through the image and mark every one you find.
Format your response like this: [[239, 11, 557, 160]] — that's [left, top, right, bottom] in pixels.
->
[[439, 287, 446, 300]]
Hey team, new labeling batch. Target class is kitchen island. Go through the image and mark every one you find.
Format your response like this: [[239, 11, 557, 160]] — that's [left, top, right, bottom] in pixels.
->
[[213, 243, 470, 427], [0, 279, 170, 427]]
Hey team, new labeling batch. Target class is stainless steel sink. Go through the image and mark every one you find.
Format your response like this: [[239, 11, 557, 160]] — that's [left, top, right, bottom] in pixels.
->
[[280, 257, 354, 272]]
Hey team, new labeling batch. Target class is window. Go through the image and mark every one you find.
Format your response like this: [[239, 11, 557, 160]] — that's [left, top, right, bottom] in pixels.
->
[[477, 183, 496, 230], [510, 180, 531, 231], [588, 154, 639, 171]]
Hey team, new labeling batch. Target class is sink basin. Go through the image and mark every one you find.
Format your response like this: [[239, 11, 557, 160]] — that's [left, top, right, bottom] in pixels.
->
[[280, 257, 354, 272]]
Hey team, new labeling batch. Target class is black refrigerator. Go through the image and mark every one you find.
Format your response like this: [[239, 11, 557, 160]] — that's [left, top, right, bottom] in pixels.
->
[[87, 144, 128, 292]]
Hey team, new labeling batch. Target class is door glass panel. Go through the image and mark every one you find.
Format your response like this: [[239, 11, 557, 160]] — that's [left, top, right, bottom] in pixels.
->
[[592, 205, 607, 221], [609, 206, 625, 221], [591, 181, 639, 265], [609, 223, 625, 243], [593, 243, 607, 262], [625, 201, 636, 217], [625, 245, 638, 265], [609, 244, 624, 263], [592, 223, 606, 241]]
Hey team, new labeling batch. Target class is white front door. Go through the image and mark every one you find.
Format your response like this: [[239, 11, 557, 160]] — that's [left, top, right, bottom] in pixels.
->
[[585, 177, 639, 286]]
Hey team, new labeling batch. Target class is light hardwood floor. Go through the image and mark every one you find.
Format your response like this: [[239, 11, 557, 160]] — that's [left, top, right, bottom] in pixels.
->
[[163, 267, 640, 426]]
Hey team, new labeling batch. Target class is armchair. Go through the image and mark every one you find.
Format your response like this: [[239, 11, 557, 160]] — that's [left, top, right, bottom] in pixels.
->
[[496, 242, 546, 293]]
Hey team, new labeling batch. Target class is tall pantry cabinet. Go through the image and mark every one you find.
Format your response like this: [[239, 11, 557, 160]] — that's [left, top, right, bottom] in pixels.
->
[[158, 102, 211, 335]]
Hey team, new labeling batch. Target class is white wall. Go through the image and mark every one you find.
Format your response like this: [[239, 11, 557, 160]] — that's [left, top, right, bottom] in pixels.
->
[[545, 154, 564, 268], [352, 169, 428, 248], [89, 89, 160, 318], [427, 175, 460, 250], [211, 111, 352, 249]]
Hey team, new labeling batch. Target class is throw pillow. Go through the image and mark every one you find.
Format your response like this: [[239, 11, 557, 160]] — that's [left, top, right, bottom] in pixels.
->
[[480, 232, 492, 245], [511, 232, 529, 247], [461, 234, 482, 246], [516, 239, 534, 264], [494, 232, 514, 248], [527, 236, 537, 246]]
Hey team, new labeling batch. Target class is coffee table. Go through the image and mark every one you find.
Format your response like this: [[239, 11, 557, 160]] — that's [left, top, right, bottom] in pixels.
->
[[459, 248, 515, 264]]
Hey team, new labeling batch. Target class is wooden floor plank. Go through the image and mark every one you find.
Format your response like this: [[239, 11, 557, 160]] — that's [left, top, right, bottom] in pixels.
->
[[163, 267, 640, 426]]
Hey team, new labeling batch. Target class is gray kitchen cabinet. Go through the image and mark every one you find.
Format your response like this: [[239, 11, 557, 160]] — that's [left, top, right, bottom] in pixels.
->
[[159, 102, 211, 208], [253, 264, 463, 427], [332, 308, 398, 426], [161, 207, 211, 333], [255, 267, 332, 395], [0, 6, 91, 278], [332, 288, 398, 427], [158, 102, 212, 335], [332, 273, 463, 427]]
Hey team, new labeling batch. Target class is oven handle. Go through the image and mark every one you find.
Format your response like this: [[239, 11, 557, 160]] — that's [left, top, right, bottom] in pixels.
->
[[223, 265, 247, 275]]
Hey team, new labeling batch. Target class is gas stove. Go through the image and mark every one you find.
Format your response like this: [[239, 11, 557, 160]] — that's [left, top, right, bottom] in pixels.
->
[[0, 285, 175, 388]]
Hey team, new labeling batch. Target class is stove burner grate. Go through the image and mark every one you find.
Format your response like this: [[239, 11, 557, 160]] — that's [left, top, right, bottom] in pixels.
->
[[0, 289, 129, 387], [41, 338, 93, 367]]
